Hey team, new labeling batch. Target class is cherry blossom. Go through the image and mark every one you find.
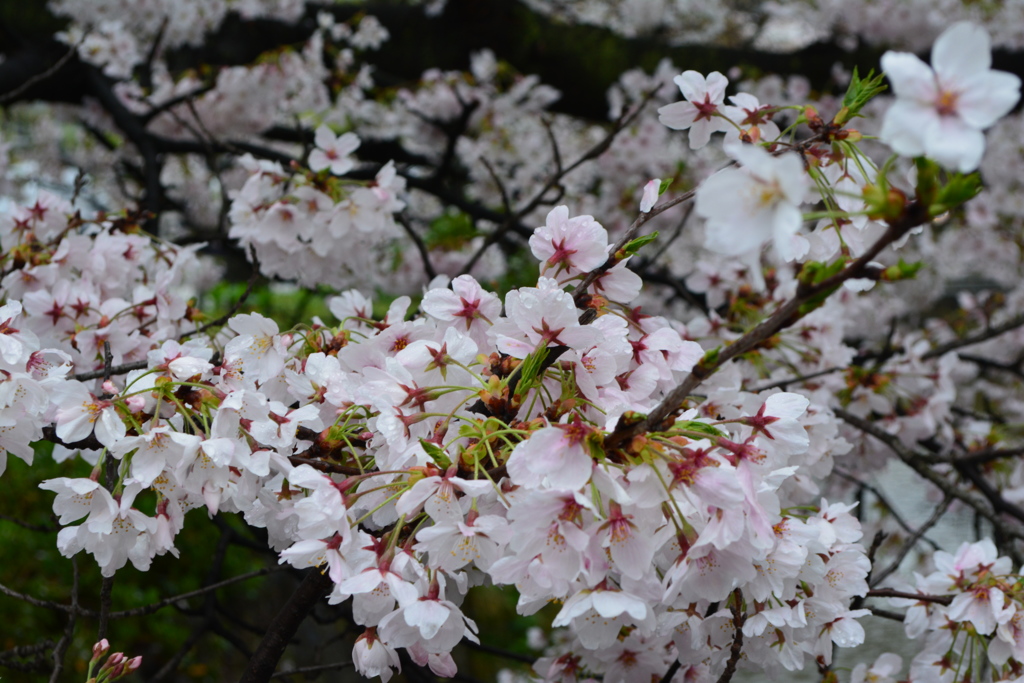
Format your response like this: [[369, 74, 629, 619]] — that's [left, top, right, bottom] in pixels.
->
[[695, 143, 808, 259], [657, 71, 731, 149], [880, 22, 1021, 172]]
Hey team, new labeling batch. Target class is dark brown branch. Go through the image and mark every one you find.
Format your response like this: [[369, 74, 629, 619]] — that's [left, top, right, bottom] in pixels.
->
[[74, 360, 149, 382], [270, 661, 352, 678], [288, 456, 363, 476], [864, 589, 952, 606], [834, 407, 1024, 548], [833, 468, 941, 551], [606, 203, 931, 451], [238, 567, 334, 683], [922, 311, 1024, 360], [106, 567, 281, 619], [47, 557, 78, 683], [870, 493, 952, 587], [0, 38, 78, 105], [463, 640, 536, 664], [954, 446, 1024, 467], [397, 213, 438, 280], [715, 589, 746, 683]]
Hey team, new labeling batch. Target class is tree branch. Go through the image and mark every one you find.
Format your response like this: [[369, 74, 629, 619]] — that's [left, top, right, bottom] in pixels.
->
[[238, 568, 334, 683]]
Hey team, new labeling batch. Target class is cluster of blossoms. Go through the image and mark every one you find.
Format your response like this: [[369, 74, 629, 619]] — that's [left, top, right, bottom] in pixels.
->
[[22, 195, 877, 680], [227, 137, 407, 289], [874, 540, 1024, 681], [6, 2, 1024, 681]]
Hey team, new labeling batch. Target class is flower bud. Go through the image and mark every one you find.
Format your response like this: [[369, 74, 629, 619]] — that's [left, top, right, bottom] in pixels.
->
[[91, 639, 110, 661]]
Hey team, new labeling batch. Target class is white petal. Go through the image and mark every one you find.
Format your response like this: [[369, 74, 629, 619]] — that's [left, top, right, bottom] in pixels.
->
[[881, 52, 937, 102], [879, 100, 931, 157], [925, 117, 985, 172], [958, 70, 1021, 129], [674, 71, 707, 102], [658, 101, 697, 131], [932, 22, 991, 82]]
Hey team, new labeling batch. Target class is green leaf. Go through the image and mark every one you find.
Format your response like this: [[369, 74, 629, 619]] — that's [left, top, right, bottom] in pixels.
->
[[419, 439, 452, 469], [932, 173, 983, 216], [914, 157, 941, 207], [516, 347, 548, 392], [620, 231, 659, 258], [657, 178, 672, 195], [836, 67, 887, 125], [697, 346, 721, 372], [673, 420, 726, 438], [881, 258, 924, 281], [797, 259, 846, 287]]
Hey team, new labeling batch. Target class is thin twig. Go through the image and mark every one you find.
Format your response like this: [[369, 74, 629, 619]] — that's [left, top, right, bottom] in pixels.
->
[[181, 253, 260, 339], [871, 493, 952, 587], [74, 360, 149, 382], [834, 407, 1024, 551], [397, 213, 437, 280], [0, 512, 57, 533], [106, 567, 282, 619], [659, 660, 681, 683], [606, 206, 931, 450], [922, 311, 1024, 360], [864, 588, 952, 606], [48, 556, 78, 683], [463, 640, 536, 664], [574, 190, 697, 306], [833, 468, 941, 551], [270, 661, 352, 678], [0, 40, 80, 105], [750, 365, 844, 392]]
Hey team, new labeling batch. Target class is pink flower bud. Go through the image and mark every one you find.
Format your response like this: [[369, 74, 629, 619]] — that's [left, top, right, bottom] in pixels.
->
[[640, 179, 660, 213], [91, 639, 110, 660]]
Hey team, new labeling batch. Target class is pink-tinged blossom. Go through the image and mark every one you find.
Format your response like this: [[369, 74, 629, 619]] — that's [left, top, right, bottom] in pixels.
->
[[529, 206, 609, 278], [991, 609, 1024, 666], [49, 482, 159, 576], [0, 301, 37, 366], [850, 653, 902, 683], [413, 512, 511, 571], [696, 144, 808, 260], [657, 71, 731, 149], [551, 585, 654, 649], [352, 628, 401, 683], [880, 22, 1021, 172], [148, 339, 214, 381], [378, 592, 479, 654], [640, 179, 660, 213], [721, 93, 780, 147], [506, 416, 596, 491], [594, 501, 658, 580], [587, 258, 643, 304], [947, 586, 1012, 635], [225, 313, 290, 385], [39, 477, 118, 528], [111, 426, 201, 487], [308, 125, 360, 175], [51, 381, 126, 448], [489, 278, 602, 358], [336, 560, 421, 626], [745, 392, 810, 455], [420, 275, 500, 349]]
